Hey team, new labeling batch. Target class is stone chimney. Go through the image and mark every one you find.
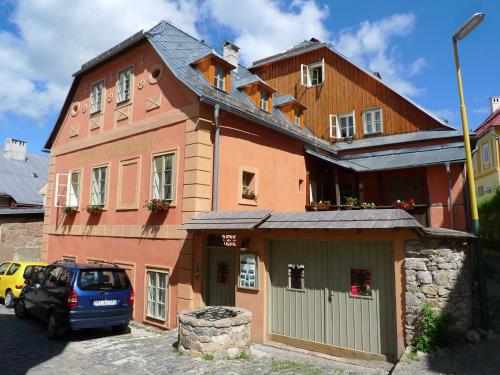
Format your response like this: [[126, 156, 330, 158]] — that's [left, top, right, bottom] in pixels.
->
[[4, 138, 27, 161], [491, 96, 500, 113], [222, 40, 239, 72]]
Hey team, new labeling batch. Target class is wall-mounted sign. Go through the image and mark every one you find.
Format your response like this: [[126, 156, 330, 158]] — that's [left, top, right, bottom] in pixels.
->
[[239, 253, 258, 290]]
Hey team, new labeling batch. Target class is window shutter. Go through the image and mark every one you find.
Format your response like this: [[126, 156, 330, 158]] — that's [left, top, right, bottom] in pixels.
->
[[321, 58, 325, 84], [329, 114, 339, 138], [301, 64, 309, 86], [352, 110, 356, 136], [54, 173, 69, 208]]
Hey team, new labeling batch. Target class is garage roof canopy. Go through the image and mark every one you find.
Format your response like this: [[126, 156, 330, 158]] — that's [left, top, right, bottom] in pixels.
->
[[182, 209, 425, 231]]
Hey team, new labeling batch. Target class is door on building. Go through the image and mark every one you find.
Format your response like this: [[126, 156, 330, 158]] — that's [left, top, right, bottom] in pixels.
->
[[268, 239, 396, 358], [206, 247, 236, 306]]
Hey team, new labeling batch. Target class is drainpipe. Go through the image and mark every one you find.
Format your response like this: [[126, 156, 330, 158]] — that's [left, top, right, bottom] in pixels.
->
[[445, 162, 454, 229], [212, 104, 221, 211]]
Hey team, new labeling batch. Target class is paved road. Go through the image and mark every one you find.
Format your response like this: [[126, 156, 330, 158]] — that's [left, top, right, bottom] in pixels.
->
[[0, 305, 390, 375]]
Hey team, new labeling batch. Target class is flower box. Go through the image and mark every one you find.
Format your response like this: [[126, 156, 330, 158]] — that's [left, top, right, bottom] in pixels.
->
[[86, 205, 104, 214], [62, 206, 77, 214], [144, 199, 170, 212], [392, 198, 415, 211]]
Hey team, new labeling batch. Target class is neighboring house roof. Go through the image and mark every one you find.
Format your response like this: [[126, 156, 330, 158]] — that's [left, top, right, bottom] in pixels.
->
[[0, 208, 44, 216], [0, 151, 48, 206], [474, 108, 500, 137], [305, 141, 466, 172], [251, 39, 456, 131]]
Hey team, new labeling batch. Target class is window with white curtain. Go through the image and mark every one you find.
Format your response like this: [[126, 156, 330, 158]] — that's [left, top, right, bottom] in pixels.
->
[[146, 270, 168, 321], [91, 166, 107, 205], [152, 153, 175, 201], [90, 81, 104, 113], [117, 67, 132, 103]]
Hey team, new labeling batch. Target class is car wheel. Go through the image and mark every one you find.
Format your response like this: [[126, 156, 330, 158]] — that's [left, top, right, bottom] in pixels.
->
[[111, 325, 128, 334], [14, 299, 27, 319], [4, 290, 15, 308], [48, 311, 66, 340]]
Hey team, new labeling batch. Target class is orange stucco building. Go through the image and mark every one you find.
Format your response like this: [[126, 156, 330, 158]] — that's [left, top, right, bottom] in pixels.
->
[[41, 22, 474, 360]]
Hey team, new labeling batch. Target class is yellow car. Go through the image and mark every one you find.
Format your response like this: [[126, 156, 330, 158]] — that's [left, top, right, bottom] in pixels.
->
[[0, 261, 47, 308]]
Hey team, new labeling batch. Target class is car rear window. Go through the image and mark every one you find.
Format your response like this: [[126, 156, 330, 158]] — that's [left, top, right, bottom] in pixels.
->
[[77, 269, 130, 291], [23, 265, 45, 280], [6, 263, 21, 275]]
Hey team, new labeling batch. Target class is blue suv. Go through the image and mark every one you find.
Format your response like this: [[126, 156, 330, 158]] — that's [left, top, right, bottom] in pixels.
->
[[15, 261, 134, 339]]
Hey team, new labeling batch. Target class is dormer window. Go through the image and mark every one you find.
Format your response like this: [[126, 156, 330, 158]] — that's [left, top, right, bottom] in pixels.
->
[[260, 91, 269, 112], [294, 109, 301, 126], [90, 80, 104, 114], [301, 59, 325, 87], [214, 66, 226, 91]]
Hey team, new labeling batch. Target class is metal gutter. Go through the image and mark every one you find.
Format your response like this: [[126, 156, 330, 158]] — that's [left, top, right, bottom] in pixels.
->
[[212, 104, 220, 211]]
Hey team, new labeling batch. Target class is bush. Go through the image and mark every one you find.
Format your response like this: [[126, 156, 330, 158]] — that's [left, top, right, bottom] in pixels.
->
[[412, 305, 454, 352], [478, 188, 500, 249]]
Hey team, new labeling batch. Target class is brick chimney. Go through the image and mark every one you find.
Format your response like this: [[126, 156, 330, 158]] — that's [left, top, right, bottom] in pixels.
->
[[4, 138, 27, 161], [222, 40, 239, 72], [490, 96, 500, 113]]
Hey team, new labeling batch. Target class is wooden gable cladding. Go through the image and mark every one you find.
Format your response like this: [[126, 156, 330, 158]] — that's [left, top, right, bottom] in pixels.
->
[[252, 46, 448, 141], [240, 82, 274, 113], [193, 54, 232, 93]]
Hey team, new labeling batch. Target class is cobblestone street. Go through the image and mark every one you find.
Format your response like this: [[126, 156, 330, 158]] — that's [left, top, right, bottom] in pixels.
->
[[0, 305, 390, 375]]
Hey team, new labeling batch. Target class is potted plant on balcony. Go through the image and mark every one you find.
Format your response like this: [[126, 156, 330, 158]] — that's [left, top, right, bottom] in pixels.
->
[[361, 202, 376, 209], [392, 197, 415, 211], [311, 200, 330, 211], [242, 186, 257, 200], [144, 199, 170, 212], [86, 204, 104, 214], [344, 196, 358, 209], [62, 206, 77, 214]]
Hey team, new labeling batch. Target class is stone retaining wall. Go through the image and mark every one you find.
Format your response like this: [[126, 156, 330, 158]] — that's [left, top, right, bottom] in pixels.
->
[[404, 237, 472, 344], [178, 307, 251, 359], [0, 219, 44, 262]]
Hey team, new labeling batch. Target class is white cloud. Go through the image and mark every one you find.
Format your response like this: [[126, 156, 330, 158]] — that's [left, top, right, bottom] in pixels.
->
[[431, 108, 457, 122], [204, 0, 330, 64], [473, 107, 490, 115], [0, 0, 199, 121], [333, 13, 425, 97]]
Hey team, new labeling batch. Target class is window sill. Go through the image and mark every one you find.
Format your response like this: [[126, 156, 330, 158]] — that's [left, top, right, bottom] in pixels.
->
[[362, 131, 383, 138], [115, 207, 138, 212], [349, 293, 374, 300], [238, 199, 257, 207], [303, 82, 324, 88], [116, 99, 131, 108], [89, 110, 102, 117], [286, 287, 306, 293]]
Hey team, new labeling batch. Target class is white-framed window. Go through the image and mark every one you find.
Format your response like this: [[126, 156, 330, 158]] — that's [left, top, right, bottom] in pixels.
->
[[363, 108, 383, 134], [214, 66, 226, 91], [260, 91, 269, 112], [90, 80, 104, 114], [301, 59, 325, 87], [338, 112, 355, 138], [152, 153, 175, 201], [482, 143, 490, 166], [91, 166, 108, 206], [294, 109, 301, 127], [117, 67, 132, 103], [67, 171, 81, 207], [146, 270, 168, 321]]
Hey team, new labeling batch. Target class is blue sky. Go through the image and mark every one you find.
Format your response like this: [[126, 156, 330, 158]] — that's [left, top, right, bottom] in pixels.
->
[[0, 0, 498, 155]]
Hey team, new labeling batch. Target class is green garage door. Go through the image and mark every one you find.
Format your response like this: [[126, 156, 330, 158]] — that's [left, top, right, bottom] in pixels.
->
[[268, 239, 396, 357]]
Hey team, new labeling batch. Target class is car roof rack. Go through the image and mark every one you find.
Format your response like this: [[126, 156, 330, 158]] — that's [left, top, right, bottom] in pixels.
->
[[86, 260, 120, 268]]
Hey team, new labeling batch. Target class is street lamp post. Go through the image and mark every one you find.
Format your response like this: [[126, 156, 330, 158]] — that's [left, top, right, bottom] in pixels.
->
[[452, 12, 489, 328]]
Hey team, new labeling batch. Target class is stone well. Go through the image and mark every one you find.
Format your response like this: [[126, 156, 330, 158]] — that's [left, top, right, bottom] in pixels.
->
[[178, 307, 252, 359]]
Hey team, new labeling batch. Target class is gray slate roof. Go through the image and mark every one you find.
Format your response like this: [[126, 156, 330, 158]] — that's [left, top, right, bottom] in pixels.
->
[[259, 209, 422, 230], [181, 210, 272, 230], [0, 152, 48, 206], [305, 141, 466, 172], [0, 208, 44, 216]]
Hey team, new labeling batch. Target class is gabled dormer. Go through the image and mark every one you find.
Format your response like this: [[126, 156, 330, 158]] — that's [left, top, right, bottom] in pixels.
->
[[237, 78, 277, 113], [273, 95, 308, 127], [191, 52, 235, 93]]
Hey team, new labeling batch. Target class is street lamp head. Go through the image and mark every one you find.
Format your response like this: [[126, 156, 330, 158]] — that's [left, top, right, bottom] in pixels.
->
[[453, 12, 485, 41]]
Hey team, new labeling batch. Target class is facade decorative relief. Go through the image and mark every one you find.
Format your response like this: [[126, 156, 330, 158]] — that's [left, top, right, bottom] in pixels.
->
[[107, 93, 113, 103], [116, 105, 130, 122], [137, 78, 145, 90], [81, 103, 87, 113], [70, 135, 154, 166], [70, 102, 80, 117], [145, 94, 161, 111], [69, 124, 79, 137]]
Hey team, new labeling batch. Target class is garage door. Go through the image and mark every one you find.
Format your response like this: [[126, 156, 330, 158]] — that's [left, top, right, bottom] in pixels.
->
[[268, 239, 396, 358]]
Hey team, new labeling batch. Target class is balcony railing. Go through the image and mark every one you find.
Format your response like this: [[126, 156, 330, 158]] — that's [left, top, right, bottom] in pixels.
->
[[305, 203, 429, 226]]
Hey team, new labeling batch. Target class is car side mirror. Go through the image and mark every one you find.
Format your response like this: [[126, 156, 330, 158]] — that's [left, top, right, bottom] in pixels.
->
[[36, 271, 46, 284]]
